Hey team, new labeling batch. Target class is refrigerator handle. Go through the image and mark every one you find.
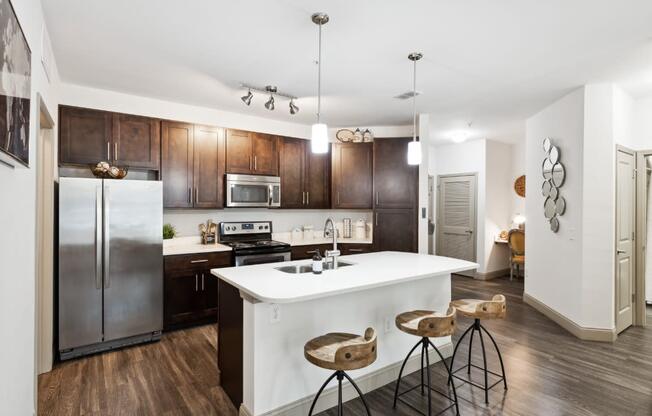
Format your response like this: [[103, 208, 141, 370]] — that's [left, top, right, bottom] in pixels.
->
[[95, 186, 103, 290], [104, 186, 111, 289]]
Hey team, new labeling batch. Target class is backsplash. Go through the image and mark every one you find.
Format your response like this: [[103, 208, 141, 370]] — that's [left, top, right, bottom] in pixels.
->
[[163, 209, 373, 237]]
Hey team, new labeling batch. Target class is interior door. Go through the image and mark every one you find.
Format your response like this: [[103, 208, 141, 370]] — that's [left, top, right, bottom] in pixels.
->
[[104, 180, 163, 341], [616, 148, 636, 333], [436, 174, 477, 263]]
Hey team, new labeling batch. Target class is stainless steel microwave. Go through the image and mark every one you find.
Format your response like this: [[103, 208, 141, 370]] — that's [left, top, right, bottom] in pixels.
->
[[226, 174, 281, 208]]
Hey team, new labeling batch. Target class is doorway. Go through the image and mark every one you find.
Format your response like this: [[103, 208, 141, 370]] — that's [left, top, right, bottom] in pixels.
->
[[436, 173, 477, 265], [637, 150, 652, 327], [35, 95, 55, 376], [428, 175, 435, 254]]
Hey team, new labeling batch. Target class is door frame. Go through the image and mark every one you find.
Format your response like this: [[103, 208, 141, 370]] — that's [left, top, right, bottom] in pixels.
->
[[635, 149, 652, 327], [435, 172, 478, 263]]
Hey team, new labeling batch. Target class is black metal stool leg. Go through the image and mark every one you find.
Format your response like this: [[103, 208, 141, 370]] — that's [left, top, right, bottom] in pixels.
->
[[448, 322, 474, 385], [308, 371, 339, 416], [478, 327, 489, 404], [393, 338, 423, 408], [420, 340, 426, 395], [423, 338, 432, 416], [428, 340, 460, 416], [342, 371, 372, 416], [337, 371, 344, 416], [480, 323, 508, 390], [467, 324, 476, 375]]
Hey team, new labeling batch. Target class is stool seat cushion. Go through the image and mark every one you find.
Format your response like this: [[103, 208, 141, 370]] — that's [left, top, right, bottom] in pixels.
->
[[450, 294, 506, 319], [304, 328, 377, 371], [395, 307, 456, 338], [511, 255, 525, 265]]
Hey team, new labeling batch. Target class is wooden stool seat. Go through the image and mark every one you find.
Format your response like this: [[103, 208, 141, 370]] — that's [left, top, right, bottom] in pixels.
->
[[304, 328, 377, 371], [395, 307, 456, 338], [450, 294, 506, 319]]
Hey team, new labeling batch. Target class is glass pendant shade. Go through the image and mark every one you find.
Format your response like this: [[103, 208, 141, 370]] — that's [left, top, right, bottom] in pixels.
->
[[407, 140, 422, 165], [311, 123, 328, 153]]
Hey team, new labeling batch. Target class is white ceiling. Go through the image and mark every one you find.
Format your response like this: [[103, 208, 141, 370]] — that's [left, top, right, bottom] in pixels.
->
[[42, 0, 652, 144]]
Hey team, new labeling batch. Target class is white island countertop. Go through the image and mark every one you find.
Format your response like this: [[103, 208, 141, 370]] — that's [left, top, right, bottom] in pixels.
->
[[212, 251, 477, 304]]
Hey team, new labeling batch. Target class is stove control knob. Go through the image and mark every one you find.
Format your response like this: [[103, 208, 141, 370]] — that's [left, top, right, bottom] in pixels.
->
[[264, 225, 269, 229], [258, 226, 263, 230], [226, 226, 231, 231]]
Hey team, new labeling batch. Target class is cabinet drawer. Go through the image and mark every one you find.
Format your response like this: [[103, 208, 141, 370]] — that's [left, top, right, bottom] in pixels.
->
[[291, 244, 331, 260], [164, 251, 232, 272], [341, 243, 373, 255]]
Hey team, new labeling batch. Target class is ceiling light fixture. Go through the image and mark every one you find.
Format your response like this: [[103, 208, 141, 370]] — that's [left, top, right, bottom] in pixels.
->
[[450, 122, 473, 143], [310, 12, 329, 154], [289, 99, 299, 115], [264, 85, 276, 111], [407, 52, 423, 165], [241, 89, 253, 106]]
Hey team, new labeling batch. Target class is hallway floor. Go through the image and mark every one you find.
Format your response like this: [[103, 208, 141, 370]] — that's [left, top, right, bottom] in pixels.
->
[[38, 276, 652, 415]]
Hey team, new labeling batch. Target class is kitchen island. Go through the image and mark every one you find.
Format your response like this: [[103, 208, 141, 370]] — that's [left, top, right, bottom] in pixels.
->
[[212, 251, 477, 416]]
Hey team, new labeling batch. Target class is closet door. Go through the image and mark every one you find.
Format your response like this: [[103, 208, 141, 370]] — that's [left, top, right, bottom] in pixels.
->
[[436, 174, 477, 262]]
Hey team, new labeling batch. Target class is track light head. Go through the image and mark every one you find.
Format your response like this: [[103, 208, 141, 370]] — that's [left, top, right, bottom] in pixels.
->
[[241, 89, 253, 106], [289, 99, 299, 115], [265, 95, 275, 111]]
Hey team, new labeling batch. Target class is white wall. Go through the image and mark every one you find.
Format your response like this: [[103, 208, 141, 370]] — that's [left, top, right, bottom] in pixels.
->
[[511, 138, 526, 218], [632, 95, 652, 151], [0, 1, 61, 414]]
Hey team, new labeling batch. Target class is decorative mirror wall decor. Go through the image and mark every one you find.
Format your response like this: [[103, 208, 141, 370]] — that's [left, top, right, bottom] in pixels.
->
[[541, 138, 566, 232]]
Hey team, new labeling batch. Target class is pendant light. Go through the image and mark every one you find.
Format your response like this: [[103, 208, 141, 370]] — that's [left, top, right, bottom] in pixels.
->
[[311, 13, 329, 154], [407, 52, 423, 165]]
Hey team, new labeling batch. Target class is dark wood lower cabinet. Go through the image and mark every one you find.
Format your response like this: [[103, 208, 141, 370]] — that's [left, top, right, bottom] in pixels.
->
[[291, 243, 375, 260], [163, 251, 231, 330], [373, 208, 417, 252], [218, 279, 243, 408], [340, 243, 374, 255]]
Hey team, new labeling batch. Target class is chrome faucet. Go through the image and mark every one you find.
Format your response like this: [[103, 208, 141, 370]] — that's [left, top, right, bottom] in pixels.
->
[[324, 217, 341, 269]]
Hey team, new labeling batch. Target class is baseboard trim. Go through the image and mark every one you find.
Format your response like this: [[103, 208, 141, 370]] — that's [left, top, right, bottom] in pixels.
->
[[239, 342, 453, 416], [474, 268, 510, 280], [523, 292, 617, 342]]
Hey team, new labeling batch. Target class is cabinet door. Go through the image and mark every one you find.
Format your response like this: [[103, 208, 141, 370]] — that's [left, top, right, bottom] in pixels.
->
[[332, 143, 373, 209], [201, 269, 219, 315], [59, 106, 112, 165], [193, 125, 225, 208], [279, 137, 305, 208], [340, 243, 374, 256], [162, 121, 194, 208], [226, 129, 253, 174], [373, 138, 417, 209], [305, 144, 330, 209], [373, 209, 417, 252], [112, 113, 160, 170], [252, 133, 278, 175], [164, 269, 203, 329]]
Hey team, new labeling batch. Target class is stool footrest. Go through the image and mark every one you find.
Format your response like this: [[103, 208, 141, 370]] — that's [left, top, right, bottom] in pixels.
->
[[451, 363, 505, 391], [396, 383, 457, 416]]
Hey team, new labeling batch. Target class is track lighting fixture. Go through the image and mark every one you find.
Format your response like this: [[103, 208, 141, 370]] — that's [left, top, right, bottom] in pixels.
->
[[265, 95, 275, 111], [289, 99, 299, 115], [241, 89, 253, 106]]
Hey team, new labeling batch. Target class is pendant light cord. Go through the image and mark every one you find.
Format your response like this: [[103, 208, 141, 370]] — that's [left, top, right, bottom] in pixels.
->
[[317, 21, 322, 123], [413, 57, 417, 142]]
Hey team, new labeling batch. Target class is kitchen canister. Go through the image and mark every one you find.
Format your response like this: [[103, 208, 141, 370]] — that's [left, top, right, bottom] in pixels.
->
[[291, 227, 302, 241], [355, 219, 367, 239], [343, 218, 352, 238], [303, 225, 314, 241]]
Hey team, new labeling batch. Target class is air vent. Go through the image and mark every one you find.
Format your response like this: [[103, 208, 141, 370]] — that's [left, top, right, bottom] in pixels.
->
[[394, 91, 422, 100]]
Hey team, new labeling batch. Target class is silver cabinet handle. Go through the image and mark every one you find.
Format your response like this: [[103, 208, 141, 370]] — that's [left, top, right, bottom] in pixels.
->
[[195, 274, 199, 292], [190, 259, 208, 264], [107, 142, 111, 160], [349, 248, 365, 252], [103, 186, 111, 289], [375, 212, 379, 226], [188, 187, 192, 204], [249, 156, 253, 170], [376, 192, 379, 205], [202, 273, 205, 291], [254, 155, 257, 171], [306, 250, 318, 255], [306, 191, 309, 205], [195, 187, 199, 204], [95, 186, 103, 290], [114, 142, 118, 160], [302, 191, 305, 205]]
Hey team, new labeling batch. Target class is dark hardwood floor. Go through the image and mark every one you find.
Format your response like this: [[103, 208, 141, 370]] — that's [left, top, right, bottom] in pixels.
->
[[39, 276, 652, 415]]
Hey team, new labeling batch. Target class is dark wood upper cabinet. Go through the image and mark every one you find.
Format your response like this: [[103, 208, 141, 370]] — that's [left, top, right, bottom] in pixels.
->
[[193, 125, 225, 208], [226, 130, 279, 176], [162, 121, 194, 208], [112, 113, 160, 170], [225, 129, 253, 174], [332, 143, 373, 209], [162, 122, 225, 209], [59, 105, 161, 170], [373, 208, 417, 252], [252, 133, 278, 175], [279, 137, 305, 208], [373, 138, 418, 209], [305, 145, 330, 209], [59, 106, 112, 166]]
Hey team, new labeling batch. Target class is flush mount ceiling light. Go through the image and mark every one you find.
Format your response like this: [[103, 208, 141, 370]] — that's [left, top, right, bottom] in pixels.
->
[[310, 12, 329, 154], [407, 52, 423, 165], [450, 122, 472, 143], [241, 89, 253, 106], [289, 99, 299, 115]]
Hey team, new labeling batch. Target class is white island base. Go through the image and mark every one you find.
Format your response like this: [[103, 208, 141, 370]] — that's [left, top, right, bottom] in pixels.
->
[[213, 251, 477, 416]]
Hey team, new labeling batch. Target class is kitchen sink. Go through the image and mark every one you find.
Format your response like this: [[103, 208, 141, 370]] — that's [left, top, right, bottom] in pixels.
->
[[275, 261, 355, 274]]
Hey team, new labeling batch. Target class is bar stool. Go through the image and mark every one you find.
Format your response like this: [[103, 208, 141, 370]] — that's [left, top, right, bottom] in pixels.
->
[[448, 294, 507, 404], [393, 307, 459, 416], [305, 327, 377, 416]]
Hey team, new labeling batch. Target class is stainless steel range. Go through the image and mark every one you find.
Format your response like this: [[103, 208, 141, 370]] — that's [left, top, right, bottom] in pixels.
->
[[218, 221, 291, 266]]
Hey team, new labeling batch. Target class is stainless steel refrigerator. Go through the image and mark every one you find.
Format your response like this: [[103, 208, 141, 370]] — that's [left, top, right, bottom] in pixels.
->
[[58, 177, 163, 360]]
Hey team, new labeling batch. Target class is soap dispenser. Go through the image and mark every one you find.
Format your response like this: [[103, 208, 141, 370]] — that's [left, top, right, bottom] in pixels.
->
[[312, 249, 323, 274]]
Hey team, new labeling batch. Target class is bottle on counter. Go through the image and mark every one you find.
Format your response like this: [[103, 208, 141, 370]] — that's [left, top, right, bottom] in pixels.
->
[[312, 249, 323, 274]]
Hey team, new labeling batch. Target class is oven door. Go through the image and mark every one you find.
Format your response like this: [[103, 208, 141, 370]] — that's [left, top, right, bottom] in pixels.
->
[[235, 252, 291, 267]]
